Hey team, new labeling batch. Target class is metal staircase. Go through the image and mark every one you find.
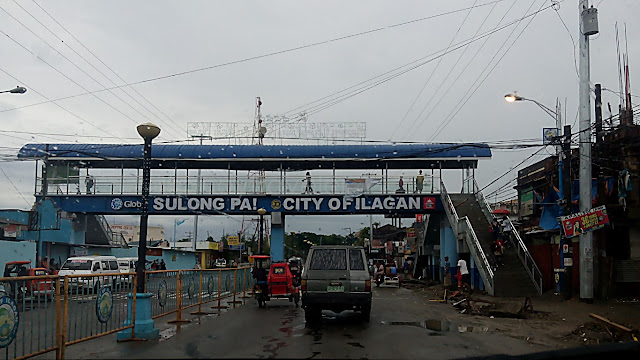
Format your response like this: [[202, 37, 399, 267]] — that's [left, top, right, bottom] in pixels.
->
[[440, 178, 542, 297], [85, 214, 127, 247]]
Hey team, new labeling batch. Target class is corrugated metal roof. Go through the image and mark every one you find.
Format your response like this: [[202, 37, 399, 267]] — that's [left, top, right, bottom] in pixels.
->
[[17, 143, 491, 170], [18, 143, 491, 160]]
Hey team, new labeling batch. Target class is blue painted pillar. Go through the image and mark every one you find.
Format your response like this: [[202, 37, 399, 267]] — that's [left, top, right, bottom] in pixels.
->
[[117, 293, 159, 340], [440, 217, 458, 284], [470, 255, 476, 290], [270, 213, 285, 262]]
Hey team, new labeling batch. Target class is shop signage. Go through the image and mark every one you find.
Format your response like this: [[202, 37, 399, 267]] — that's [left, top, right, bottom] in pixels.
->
[[559, 205, 609, 239]]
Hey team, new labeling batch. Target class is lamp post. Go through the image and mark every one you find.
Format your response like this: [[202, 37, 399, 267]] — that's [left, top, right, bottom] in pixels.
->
[[258, 208, 266, 268], [505, 93, 568, 295], [136, 122, 161, 294]]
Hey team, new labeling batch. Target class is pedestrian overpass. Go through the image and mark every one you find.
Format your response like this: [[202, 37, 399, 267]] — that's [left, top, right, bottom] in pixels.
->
[[18, 142, 542, 296]]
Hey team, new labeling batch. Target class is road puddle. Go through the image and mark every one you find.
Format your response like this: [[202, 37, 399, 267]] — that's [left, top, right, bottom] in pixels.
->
[[381, 319, 489, 333]]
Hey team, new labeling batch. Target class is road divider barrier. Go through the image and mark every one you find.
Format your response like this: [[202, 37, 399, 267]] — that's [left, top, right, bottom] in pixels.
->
[[0, 267, 254, 359]]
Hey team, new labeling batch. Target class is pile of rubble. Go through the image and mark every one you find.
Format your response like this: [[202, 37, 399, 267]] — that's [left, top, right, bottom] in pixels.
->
[[438, 290, 537, 319]]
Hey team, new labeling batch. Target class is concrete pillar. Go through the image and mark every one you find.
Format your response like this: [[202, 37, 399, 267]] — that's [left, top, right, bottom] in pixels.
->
[[116, 293, 159, 340], [439, 217, 458, 284], [470, 254, 476, 290], [270, 213, 285, 262]]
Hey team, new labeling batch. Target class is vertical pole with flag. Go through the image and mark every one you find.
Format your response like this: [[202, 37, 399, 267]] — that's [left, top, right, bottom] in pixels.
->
[[173, 218, 188, 249]]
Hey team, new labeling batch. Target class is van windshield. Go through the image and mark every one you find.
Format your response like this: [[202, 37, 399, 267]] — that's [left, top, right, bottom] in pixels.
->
[[61, 260, 91, 270]]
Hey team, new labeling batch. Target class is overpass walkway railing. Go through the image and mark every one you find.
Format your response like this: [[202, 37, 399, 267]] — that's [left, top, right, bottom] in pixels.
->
[[0, 267, 253, 360], [40, 174, 441, 196]]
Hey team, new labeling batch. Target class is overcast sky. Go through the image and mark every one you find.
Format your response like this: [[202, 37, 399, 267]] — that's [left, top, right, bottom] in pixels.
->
[[0, 0, 638, 242]]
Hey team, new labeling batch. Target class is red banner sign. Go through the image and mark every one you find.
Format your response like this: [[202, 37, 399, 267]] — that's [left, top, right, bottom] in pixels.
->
[[146, 248, 163, 256], [423, 197, 436, 210], [559, 205, 609, 238]]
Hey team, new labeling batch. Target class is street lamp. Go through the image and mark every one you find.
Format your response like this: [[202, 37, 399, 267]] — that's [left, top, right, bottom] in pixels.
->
[[257, 208, 266, 267], [504, 93, 569, 296], [504, 93, 558, 121], [136, 122, 161, 294], [0, 86, 27, 94]]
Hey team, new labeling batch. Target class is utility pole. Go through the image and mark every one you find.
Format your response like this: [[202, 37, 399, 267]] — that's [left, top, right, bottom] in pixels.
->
[[190, 134, 212, 251], [578, 0, 598, 302], [563, 124, 573, 299]]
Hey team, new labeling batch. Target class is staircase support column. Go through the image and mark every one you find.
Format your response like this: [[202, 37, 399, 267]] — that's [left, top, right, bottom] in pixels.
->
[[440, 217, 458, 285], [270, 213, 285, 262]]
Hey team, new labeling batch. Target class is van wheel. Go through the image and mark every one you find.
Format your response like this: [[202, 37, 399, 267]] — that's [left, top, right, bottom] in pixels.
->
[[361, 304, 371, 322], [305, 307, 321, 323]]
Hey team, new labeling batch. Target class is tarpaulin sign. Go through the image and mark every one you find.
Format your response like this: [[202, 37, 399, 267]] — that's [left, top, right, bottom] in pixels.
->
[[559, 205, 609, 238]]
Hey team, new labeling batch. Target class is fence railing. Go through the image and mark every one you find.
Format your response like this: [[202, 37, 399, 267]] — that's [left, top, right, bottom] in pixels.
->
[[40, 174, 441, 196], [0, 267, 253, 359]]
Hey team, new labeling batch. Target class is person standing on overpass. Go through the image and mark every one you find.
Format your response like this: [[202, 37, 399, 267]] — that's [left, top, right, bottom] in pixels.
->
[[415, 170, 424, 193]]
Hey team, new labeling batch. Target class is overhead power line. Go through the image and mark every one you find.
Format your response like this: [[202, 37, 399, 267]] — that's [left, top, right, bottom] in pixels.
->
[[429, 0, 548, 141], [0, 65, 129, 141], [0, 5, 181, 138], [271, 0, 561, 131], [391, 0, 483, 139], [0, 0, 509, 114], [398, 0, 520, 140], [27, 0, 187, 138]]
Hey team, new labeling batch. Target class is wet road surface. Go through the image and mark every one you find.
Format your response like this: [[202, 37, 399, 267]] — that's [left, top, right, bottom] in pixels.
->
[[57, 286, 553, 359]]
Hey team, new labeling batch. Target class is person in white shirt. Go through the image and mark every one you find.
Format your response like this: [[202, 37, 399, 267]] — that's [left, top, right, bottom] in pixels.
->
[[501, 216, 513, 245], [457, 259, 470, 291]]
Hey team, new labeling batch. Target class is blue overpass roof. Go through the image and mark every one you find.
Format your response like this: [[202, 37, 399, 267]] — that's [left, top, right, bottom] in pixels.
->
[[18, 143, 491, 170]]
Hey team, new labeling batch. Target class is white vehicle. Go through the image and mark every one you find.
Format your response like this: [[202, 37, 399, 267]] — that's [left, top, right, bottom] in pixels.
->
[[117, 257, 137, 285], [215, 258, 227, 268], [59, 256, 120, 292]]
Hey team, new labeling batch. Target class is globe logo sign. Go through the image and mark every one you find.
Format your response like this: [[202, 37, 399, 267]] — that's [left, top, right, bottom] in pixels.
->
[[207, 276, 215, 295], [0, 296, 19, 348], [187, 278, 196, 299], [158, 280, 168, 308], [96, 287, 113, 323], [111, 198, 124, 211]]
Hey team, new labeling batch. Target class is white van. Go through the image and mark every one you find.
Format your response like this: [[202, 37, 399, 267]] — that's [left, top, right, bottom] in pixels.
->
[[59, 256, 120, 292], [117, 257, 137, 285]]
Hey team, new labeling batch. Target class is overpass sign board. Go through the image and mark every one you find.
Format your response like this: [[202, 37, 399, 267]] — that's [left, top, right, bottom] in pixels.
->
[[39, 195, 442, 215]]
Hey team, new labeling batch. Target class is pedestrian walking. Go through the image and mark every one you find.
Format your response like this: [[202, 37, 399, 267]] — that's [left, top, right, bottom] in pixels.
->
[[415, 170, 424, 193], [490, 218, 500, 242], [397, 176, 405, 193], [85, 175, 94, 194], [501, 216, 513, 245], [160, 259, 167, 270], [151, 260, 159, 270], [457, 258, 470, 292], [49, 258, 58, 275], [443, 256, 451, 287], [303, 172, 313, 194]]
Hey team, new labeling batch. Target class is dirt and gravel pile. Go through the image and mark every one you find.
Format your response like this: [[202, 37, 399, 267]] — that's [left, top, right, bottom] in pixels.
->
[[565, 321, 618, 345]]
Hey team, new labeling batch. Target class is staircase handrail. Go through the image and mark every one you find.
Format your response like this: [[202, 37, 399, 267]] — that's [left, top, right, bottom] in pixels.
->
[[472, 178, 494, 224], [471, 177, 543, 295], [440, 178, 459, 230], [440, 178, 494, 296], [459, 216, 495, 295], [508, 227, 543, 295], [95, 214, 124, 247]]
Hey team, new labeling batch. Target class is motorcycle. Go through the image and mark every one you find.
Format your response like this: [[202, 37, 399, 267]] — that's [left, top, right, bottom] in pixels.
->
[[375, 273, 384, 287]]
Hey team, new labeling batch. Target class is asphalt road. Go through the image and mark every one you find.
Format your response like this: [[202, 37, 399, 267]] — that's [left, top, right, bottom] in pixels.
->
[[55, 285, 555, 359]]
